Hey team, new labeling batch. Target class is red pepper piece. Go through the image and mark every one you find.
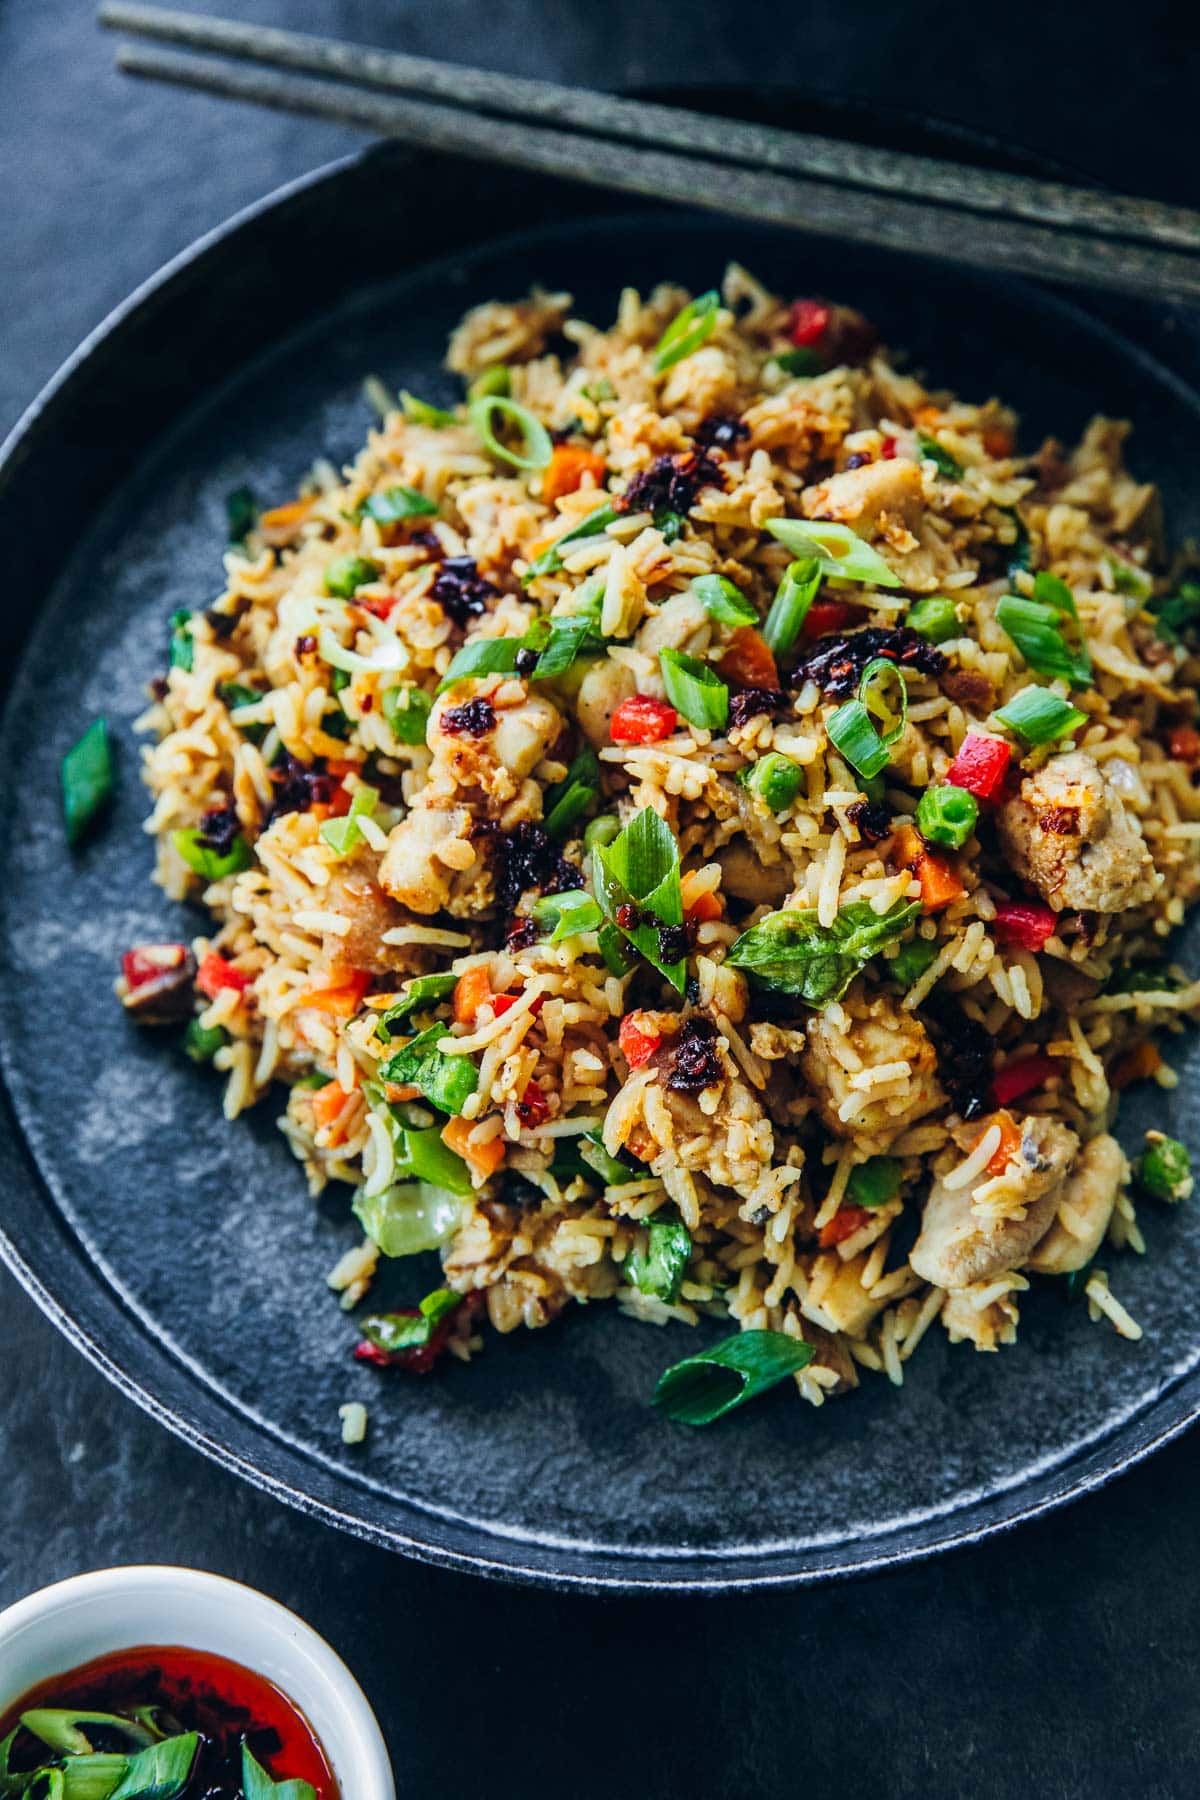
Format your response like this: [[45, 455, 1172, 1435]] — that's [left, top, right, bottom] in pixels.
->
[[992, 900, 1056, 951], [818, 1205, 873, 1248], [610, 694, 678, 744], [991, 1052, 1059, 1107], [802, 600, 864, 639], [1168, 724, 1200, 763], [880, 436, 898, 460], [946, 733, 1013, 802], [619, 1012, 663, 1069], [516, 1081, 550, 1126], [789, 298, 831, 347], [122, 944, 189, 991], [196, 951, 251, 998], [356, 591, 397, 621]]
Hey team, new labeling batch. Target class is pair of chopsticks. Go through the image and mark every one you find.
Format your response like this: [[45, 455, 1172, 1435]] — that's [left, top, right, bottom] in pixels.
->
[[99, 1, 1200, 307]]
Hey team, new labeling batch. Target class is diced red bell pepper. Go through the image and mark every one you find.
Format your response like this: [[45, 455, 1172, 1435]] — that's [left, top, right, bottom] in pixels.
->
[[717, 627, 779, 692], [990, 1052, 1059, 1107], [354, 1312, 448, 1376], [1168, 724, 1200, 763], [196, 951, 251, 999], [946, 733, 1013, 803], [619, 1012, 663, 1069], [122, 944, 190, 991], [491, 990, 545, 1019], [880, 436, 898, 460], [818, 1205, 873, 1248], [802, 600, 864, 639], [610, 694, 678, 744], [789, 298, 831, 347], [992, 900, 1056, 952], [516, 1081, 550, 1126], [357, 592, 397, 621]]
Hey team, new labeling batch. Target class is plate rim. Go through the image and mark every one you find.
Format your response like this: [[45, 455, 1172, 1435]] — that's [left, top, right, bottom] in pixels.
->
[[4, 137, 1200, 1593]]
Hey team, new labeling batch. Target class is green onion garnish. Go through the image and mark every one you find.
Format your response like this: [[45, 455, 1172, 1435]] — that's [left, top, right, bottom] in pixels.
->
[[467, 364, 511, 402], [584, 814, 621, 854], [325, 554, 380, 598], [376, 972, 458, 1038], [320, 783, 379, 856], [847, 1156, 903, 1209], [773, 346, 821, 377], [996, 571, 1090, 686], [888, 936, 939, 987], [654, 509, 685, 543], [1149, 580, 1200, 643], [906, 596, 959, 642], [362, 1287, 462, 1343], [994, 685, 1087, 745], [593, 806, 687, 992], [532, 615, 603, 682], [107, 1732, 200, 1797], [626, 1214, 692, 1302], [1136, 1134, 1193, 1203], [915, 433, 963, 480], [243, 1740, 318, 1800], [579, 1132, 638, 1187], [469, 394, 553, 471], [827, 699, 888, 779], [762, 557, 821, 658], [184, 1019, 228, 1064], [653, 1329, 814, 1425], [1107, 555, 1154, 603], [383, 684, 432, 745], [437, 637, 525, 693], [916, 783, 978, 849], [531, 888, 604, 942], [691, 574, 758, 630], [659, 648, 729, 731], [61, 718, 113, 846], [379, 1022, 478, 1116], [225, 485, 257, 544], [524, 502, 617, 581], [727, 898, 920, 1008], [859, 656, 908, 747], [400, 389, 456, 427], [359, 485, 438, 524], [169, 608, 194, 672], [738, 753, 802, 812], [543, 748, 599, 840], [766, 518, 901, 588], [597, 921, 638, 976], [172, 826, 252, 881], [653, 290, 720, 373]]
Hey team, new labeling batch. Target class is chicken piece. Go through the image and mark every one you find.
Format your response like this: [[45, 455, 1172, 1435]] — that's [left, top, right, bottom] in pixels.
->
[[321, 861, 412, 973], [942, 1280, 1023, 1351], [429, 685, 563, 804], [716, 839, 791, 905], [800, 995, 943, 1154], [996, 750, 1159, 914], [1026, 1133, 1125, 1275], [635, 1016, 775, 1195], [801, 457, 924, 536], [635, 590, 713, 660], [909, 1114, 1078, 1290], [377, 805, 480, 915], [800, 1250, 888, 1339], [575, 657, 636, 748]]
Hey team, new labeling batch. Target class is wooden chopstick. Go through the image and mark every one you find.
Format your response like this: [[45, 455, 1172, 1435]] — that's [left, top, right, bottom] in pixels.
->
[[98, 0, 1200, 257], [104, 38, 1200, 306]]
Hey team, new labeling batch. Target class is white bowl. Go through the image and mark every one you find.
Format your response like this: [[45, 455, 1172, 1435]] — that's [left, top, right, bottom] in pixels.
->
[[0, 1565, 394, 1798]]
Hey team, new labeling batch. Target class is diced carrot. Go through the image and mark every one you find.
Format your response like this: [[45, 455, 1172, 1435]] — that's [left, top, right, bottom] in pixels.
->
[[300, 968, 372, 1016], [894, 824, 965, 912], [913, 405, 943, 428], [453, 966, 494, 1025], [982, 426, 1014, 458], [324, 758, 361, 778], [542, 444, 607, 506], [309, 802, 332, 824], [619, 1012, 663, 1069], [311, 1081, 348, 1130], [974, 1111, 1023, 1178], [717, 626, 778, 692], [259, 497, 314, 532], [1110, 1040, 1163, 1090], [686, 890, 724, 924], [818, 1205, 873, 1248], [442, 1115, 506, 1178]]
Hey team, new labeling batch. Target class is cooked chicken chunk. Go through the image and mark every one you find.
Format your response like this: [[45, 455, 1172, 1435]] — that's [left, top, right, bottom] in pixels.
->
[[635, 590, 713, 660], [322, 860, 411, 972], [1026, 1132, 1125, 1275], [800, 1250, 889, 1339], [624, 1015, 775, 1196], [942, 1282, 1022, 1351], [996, 751, 1159, 914], [575, 657, 636, 749], [377, 804, 480, 915], [801, 457, 924, 535], [909, 1115, 1078, 1289], [716, 839, 791, 904], [800, 995, 943, 1154]]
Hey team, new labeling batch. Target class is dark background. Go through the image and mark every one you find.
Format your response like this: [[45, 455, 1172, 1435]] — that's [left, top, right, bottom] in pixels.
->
[[3, 2, 1200, 1793]]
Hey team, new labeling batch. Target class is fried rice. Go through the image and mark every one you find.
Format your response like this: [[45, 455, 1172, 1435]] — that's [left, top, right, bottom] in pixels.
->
[[120, 264, 1200, 1415]]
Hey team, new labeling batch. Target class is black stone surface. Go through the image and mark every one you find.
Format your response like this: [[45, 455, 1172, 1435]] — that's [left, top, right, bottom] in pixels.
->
[[4, 0, 1200, 1790]]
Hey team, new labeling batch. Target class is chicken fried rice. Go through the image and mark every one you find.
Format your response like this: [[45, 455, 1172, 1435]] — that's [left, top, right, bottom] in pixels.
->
[[114, 265, 1200, 1422]]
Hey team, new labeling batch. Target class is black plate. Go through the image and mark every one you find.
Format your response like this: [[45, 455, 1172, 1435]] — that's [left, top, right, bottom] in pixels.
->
[[2, 102, 1200, 1592]]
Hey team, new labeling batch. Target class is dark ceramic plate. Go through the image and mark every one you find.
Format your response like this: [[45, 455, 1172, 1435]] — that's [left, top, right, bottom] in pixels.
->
[[2, 97, 1199, 1591]]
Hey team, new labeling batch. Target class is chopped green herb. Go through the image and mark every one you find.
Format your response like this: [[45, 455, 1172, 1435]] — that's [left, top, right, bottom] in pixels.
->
[[379, 1022, 478, 1115], [324, 554, 380, 598], [469, 394, 553, 471], [531, 888, 603, 942], [225, 485, 257, 544], [653, 1329, 814, 1425], [1107, 554, 1154, 602], [579, 1133, 639, 1187], [584, 814, 621, 855], [906, 596, 959, 643], [61, 718, 114, 847], [383, 683, 432, 745], [376, 972, 458, 1038], [766, 518, 901, 588], [242, 1741, 318, 1800], [738, 752, 802, 812], [319, 782, 378, 856], [916, 783, 978, 849], [362, 1288, 461, 1350], [773, 346, 821, 377], [762, 557, 822, 659], [1149, 580, 1200, 643], [524, 502, 617, 581], [995, 686, 1087, 745], [168, 608, 194, 672], [659, 648, 729, 732], [543, 747, 600, 839], [727, 898, 921, 1008], [218, 681, 267, 745], [915, 433, 963, 479], [1136, 1133, 1193, 1203], [400, 388, 456, 427], [888, 935, 939, 987], [597, 922, 637, 976], [626, 1214, 692, 1302], [466, 364, 510, 403], [358, 484, 437, 524], [653, 290, 719, 373], [183, 1019, 228, 1064], [107, 1732, 199, 1800], [827, 699, 889, 780], [691, 574, 757, 630], [171, 827, 252, 882], [847, 1156, 903, 1209], [997, 571, 1091, 686], [654, 508, 685, 543], [594, 806, 687, 992], [437, 636, 525, 693], [533, 614, 604, 682]]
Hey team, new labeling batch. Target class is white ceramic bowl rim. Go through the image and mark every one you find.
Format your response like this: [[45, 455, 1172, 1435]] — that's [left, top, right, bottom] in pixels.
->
[[0, 1566, 394, 1799]]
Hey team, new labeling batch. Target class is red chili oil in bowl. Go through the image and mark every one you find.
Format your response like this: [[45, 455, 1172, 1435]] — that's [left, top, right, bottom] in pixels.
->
[[0, 1644, 338, 1797]]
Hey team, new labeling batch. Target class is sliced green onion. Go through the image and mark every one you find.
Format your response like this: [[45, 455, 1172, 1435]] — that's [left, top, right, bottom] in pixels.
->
[[659, 648, 729, 732], [543, 747, 599, 839], [762, 557, 822, 658], [324, 554, 380, 598], [437, 637, 525, 693], [915, 433, 963, 479], [594, 806, 686, 992], [362, 1288, 461, 1347], [580, 1133, 638, 1187], [766, 517, 901, 588], [218, 679, 265, 724], [184, 1019, 228, 1064], [691, 574, 757, 629], [773, 346, 821, 377], [353, 1183, 463, 1258], [738, 753, 802, 812], [107, 1733, 199, 1800], [320, 782, 379, 856], [654, 508, 685, 543], [293, 1070, 334, 1090], [379, 1022, 478, 1115], [847, 1156, 903, 1209], [394, 1124, 473, 1195], [858, 657, 908, 747], [243, 1741, 317, 1800], [727, 898, 920, 1008], [169, 608, 194, 671], [524, 502, 617, 581], [62, 718, 113, 846], [653, 290, 719, 373], [60, 1751, 133, 1798], [359, 484, 437, 524], [653, 1329, 814, 1425], [1107, 554, 1154, 603], [827, 699, 889, 780], [533, 615, 602, 682], [531, 889, 603, 942], [626, 1214, 691, 1302], [906, 596, 959, 642], [225, 484, 257, 544], [383, 683, 431, 745], [1149, 581, 1200, 643], [172, 827, 252, 881], [888, 935, 939, 987], [400, 388, 456, 427], [597, 922, 637, 975], [916, 783, 978, 849], [376, 972, 458, 1037], [1136, 1133, 1193, 1203], [469, 394, 553, 471], [584, 814, 621, 854], [997, 573, 1091, 686], [19, 1710, 156, 1756], [995, 685, 1087, 745], [467, 364, 510, 402]]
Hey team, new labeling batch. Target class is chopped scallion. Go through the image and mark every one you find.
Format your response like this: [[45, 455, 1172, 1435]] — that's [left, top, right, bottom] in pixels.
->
[[400, 389, 456, 427], [61, 718, 114, 846], [826, 699, 889, 780], [584, 814, 621, 854], [359, 484, 437, 524], [593, 806, 687, 992], [543, 748, 599, 839], [858, 657, 908, 747], [691, 573, 757, 629], [383, 683, 432, 745], [437, 637, 525, 693], [324, 554, 380, 598], [524, 502, 617, 581], [653, 1329, 814, 1425], [762, 557, 822, 658], [171, 826, 252, 881], [531, 888, 604, 942], [653, 290, 720, 373], [915, 433, 963, 479], [994, 685, 1087, 745], [659, 648, 729, 732], [320, 783, 379, 856], [996, 572, 1091, 686], [469, 394, 553, 471], [766, 517, 901, 588], [467, 364, 510, 402]]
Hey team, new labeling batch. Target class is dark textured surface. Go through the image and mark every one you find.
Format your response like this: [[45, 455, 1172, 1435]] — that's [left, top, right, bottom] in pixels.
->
[[5, 0, 1200, 1788]]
